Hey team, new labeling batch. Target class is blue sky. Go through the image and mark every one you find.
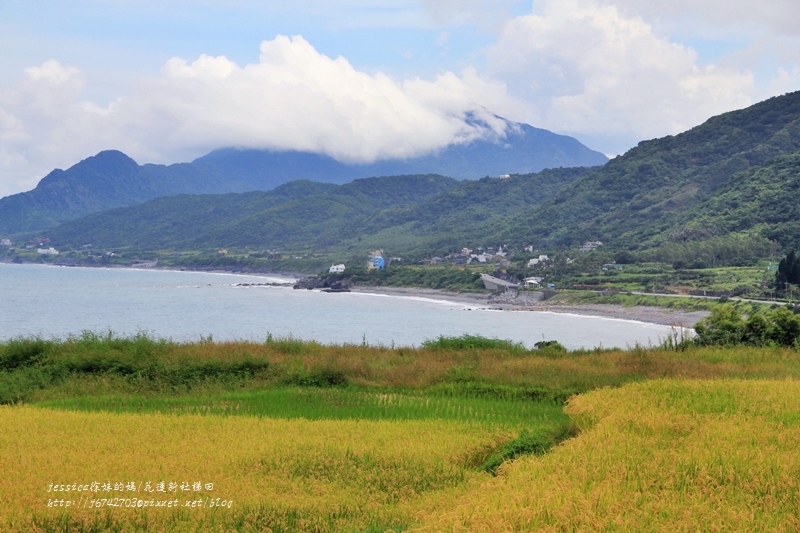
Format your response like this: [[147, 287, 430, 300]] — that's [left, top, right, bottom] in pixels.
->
[[1, 0, 798, 198]]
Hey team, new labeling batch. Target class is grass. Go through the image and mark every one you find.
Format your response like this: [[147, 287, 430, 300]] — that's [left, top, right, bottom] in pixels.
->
[[35, 387, 568, 428], [8, 332, 800, 405]]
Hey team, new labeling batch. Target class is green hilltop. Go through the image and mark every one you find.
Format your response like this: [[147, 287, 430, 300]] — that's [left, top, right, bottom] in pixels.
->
[[500, 90, 800, 251]]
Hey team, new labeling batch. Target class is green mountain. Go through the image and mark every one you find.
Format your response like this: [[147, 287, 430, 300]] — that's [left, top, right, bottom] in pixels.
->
[[0, 151, 221, 235], [500, 91, 800, 250], [43, 175, 460, 249], [42, 168, 590, 253]]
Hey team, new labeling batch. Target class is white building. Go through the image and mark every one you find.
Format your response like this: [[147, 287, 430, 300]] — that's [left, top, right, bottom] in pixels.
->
[[524, 276, 544, 289], [329, 264, 346, 273], [37, 247, 59, 255], [528, 255, 550, 267]]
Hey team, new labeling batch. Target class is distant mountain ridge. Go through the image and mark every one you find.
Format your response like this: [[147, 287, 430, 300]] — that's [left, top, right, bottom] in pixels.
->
[[38, 90, 800, 260], [0, 115, 608, 235], [42, 168, 590, 252]]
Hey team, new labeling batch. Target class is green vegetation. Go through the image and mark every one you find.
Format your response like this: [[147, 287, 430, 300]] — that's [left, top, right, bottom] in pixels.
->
[[421, 334, 527, 352], [693, 303, 800, 347], [0, 332, 586, 406], [776, 249, 800, 292], [341, 264, 486, 292], [7, 330, 800, 416], [41, 174, 462, 251], [35, 388, 565, 428], [479, 425, 577, 474], [39, 167, 590, 257], [501, 91, 800, 251]]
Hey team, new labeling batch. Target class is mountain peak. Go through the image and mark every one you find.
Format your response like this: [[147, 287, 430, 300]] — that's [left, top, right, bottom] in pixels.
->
[[37, 150, 139, 189]]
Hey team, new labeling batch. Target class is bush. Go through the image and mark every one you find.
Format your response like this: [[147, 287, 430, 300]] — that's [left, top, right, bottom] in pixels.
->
[[694, 304, 800, 347], [533, 340, 567, 354], [421, 334, 526, 352], [0, 337, 51, 370], [693, 305, 744, 346], [282, 368, 348, 387]]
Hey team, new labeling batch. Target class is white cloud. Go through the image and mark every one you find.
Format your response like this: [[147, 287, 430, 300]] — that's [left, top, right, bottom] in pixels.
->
[[1, 0, 798, 198], [0, 36, 515, 198], [482, 0, 756, 153], [0, 60, 119, 197], [769, 66, 800, 97], [608, 0, 800, 36], [139, 35, 499, 161]]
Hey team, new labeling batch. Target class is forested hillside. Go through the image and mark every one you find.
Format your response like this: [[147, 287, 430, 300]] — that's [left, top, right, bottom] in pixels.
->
[[43, 175, 460, 250], [42, 168, 589, 253], [500, 91, 800, 251]]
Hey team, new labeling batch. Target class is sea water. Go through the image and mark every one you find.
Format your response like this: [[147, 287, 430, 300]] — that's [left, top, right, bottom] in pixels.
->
[[0, 263, 675, 350]]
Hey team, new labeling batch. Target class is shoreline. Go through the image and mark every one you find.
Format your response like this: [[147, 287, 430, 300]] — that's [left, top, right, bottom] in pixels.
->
[[1, 261, 706, 328], [348, 285, 708, 328]]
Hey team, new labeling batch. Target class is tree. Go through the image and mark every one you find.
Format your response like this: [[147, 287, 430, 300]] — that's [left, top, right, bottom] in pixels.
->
[[694, 304, 800, 347], [769, 306, 800, 347], [776, 250, 800, 291], [693, 305, 745, 346]]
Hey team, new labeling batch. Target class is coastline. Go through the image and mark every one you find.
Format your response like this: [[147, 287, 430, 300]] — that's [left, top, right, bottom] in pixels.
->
[[348, 285, 708, 328], [1, 261, 707, 328]]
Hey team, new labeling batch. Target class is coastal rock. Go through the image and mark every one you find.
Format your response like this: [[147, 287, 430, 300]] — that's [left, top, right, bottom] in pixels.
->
[[293, 276, 351, 291]]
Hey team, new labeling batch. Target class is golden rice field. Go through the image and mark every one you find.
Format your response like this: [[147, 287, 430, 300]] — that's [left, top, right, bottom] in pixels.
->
[[414, 379, 800, 532], [0, 406, 515, 532], [4, 378, 800, 531]]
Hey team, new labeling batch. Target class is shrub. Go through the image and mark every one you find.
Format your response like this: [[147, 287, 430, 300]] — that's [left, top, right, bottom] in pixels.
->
[[533, 340, 567, 354], [0, 337, 51, 370], [693, 305, 745, 346], [694, 304, 800, 347], [421, 334, 526, 352]]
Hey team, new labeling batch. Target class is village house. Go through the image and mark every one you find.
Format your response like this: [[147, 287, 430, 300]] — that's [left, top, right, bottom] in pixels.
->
[[524, 276, 544, 289], [329, 264, 345, 273], [528, 254, 550, 267], [580, 241, 604, 252]]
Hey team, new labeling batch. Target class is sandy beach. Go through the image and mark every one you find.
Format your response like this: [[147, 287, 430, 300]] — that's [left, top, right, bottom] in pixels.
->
[[349, 285, 708, 328]]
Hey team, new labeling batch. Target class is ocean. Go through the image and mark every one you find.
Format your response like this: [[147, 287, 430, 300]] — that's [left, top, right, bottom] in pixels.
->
[[0, 263, 674, 350]]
